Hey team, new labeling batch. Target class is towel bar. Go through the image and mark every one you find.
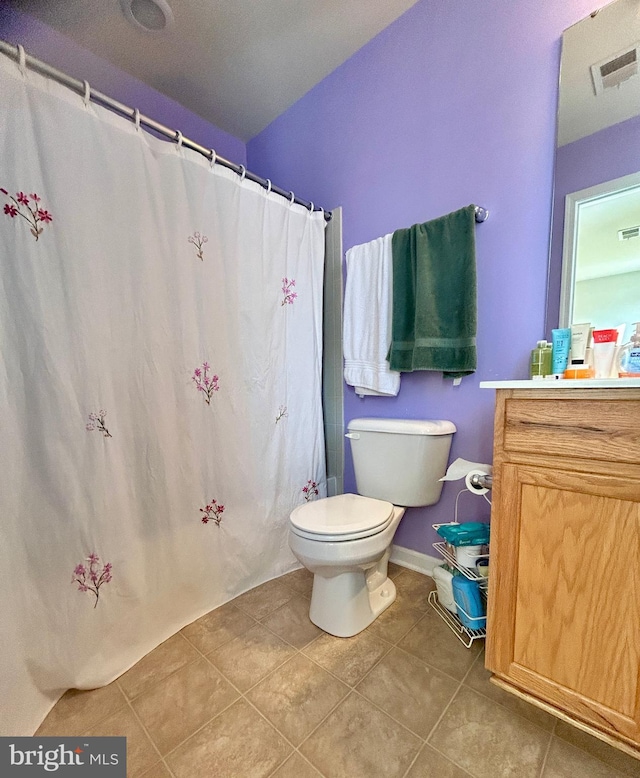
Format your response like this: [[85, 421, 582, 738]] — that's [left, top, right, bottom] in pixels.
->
[[474, 206, 489, 223]]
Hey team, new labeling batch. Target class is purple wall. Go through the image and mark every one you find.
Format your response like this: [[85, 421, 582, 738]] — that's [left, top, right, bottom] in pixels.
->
[[0, 6, 246, 165], [248, 0, 596, 554], [546, 113, 640, 334]]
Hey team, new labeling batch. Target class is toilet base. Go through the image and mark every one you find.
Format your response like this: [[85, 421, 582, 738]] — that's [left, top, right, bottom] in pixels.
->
[[308, 559, 397, 638]]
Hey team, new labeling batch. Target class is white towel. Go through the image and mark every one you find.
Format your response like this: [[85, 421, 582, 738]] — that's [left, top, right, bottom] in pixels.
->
[[343, 233, 401, 397]]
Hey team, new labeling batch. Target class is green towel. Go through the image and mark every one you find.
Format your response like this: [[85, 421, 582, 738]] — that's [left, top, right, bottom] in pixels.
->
[[387, 204, 477, 378]]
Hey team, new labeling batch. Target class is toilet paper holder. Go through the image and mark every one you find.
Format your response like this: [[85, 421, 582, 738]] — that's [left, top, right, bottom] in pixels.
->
[[468, 472, 493, 491]]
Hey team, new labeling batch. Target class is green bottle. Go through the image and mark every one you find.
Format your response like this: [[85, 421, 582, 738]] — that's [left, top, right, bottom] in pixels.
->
[[530, 340, 553, 379]]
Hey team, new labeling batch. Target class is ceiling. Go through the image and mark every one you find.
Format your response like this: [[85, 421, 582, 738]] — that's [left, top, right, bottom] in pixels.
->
[[10, 0, 420, 141]]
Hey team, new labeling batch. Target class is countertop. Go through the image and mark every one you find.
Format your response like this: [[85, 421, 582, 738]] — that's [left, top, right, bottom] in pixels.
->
[[479, 378, 640, 389]]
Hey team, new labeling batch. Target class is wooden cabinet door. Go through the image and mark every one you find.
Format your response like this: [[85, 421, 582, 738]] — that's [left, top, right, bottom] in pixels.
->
[[486, 463, 640, 743]]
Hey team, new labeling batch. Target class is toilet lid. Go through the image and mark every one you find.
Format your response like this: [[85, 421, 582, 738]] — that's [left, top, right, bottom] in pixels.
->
[[290, 493, 394, 537]]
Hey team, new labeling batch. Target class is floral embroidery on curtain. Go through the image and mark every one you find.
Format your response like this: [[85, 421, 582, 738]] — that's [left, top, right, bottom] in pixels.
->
[[281, 277, 297, 306], [200, 500, 225, 526], [86, 410, 112, 438], [1, 187, 52, 241], [302, 480, 319, 501], [188, 231, 208, 260], [71, 554, 113, 608], [192, 362, 220, 404]]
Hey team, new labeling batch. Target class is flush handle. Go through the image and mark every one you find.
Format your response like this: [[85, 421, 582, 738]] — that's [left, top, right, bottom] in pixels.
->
[[345, 432, 360, 439]]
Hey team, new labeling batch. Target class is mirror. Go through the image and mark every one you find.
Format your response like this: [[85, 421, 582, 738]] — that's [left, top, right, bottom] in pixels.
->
[[546, 0, 640, 339]]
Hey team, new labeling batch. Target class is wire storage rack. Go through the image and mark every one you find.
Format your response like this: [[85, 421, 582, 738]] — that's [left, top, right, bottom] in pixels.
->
[[429, 523, 488, 648]]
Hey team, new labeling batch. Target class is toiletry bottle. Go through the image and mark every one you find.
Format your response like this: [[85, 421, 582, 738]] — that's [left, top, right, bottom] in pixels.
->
[[618, 322, 640, 377], [551, 328, 571, 376], [530, 340, 552, 379], [568, 322, 590, 367], [592, 329, 618, 379]]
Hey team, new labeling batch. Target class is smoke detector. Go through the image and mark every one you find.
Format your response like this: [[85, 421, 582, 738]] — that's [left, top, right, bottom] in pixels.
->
[[120, 0, 174, 33], [591, 44, 639, 95]]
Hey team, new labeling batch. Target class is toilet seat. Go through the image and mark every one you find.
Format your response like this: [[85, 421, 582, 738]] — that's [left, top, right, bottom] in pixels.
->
[[290, 493, 394, 542]]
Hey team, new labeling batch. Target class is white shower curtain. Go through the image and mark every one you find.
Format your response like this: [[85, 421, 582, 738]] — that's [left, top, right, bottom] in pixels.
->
[[0, 53, 326, 736]]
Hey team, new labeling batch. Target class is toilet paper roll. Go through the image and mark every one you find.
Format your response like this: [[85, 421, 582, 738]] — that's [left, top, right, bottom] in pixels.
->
[[439, 458, 493, 496], [440, 457, 493, 482], [465, 469, 491, 495]]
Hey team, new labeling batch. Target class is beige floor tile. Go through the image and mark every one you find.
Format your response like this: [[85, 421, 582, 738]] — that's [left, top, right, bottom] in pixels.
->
[[303, 630, 390, 687], [208, 622, 296, 691], [280, 567, 314, 598], [35, 683, 127, 736], [131, 657, 239, 755], [429, 686, 551, 778], [233, 578, 295, 620], [166, 699, 291, 778], [247, 653, 349, 746], [261, 594, 323, 648], [356, 647, 459, 738], [554, 722, 640, 778], [407, 744, 473, 777], [181, 601, 255, 654], [140, 761, 173, 778], [300, 692, 421, 778], [464, 651, 556, 731], [366, 598, 425, 644], [272, 752, 323, 777], [543, 737, 630, 778], [398, 611, 481, 681], [387, 562, 405, 579], [118, 634, 200, 700], [394, 569, 436, 611], [83, 705, 160, 778], [40, 570, 640, 778]]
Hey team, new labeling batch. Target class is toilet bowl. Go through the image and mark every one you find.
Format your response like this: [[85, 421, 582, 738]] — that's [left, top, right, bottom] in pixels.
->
[[289, 494, 406, 637], [288, 417, 455, 638]]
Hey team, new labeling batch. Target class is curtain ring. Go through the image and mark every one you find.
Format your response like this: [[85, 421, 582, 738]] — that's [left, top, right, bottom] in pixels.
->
[[134, 108, 141, 132], [83, 80, 91, 107], [265, 179, 272, 194], [289, 191, 295, 205], [308, 201, 315, 213], [318, 207, 325, 220], [175, 130, 183, 148], [238, 165, 246, 181], [209, 149, 217, 167], [17, 44, 27, 76]]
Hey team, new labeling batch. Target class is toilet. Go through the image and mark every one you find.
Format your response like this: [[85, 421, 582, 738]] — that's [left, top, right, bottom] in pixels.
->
[[288, 417, 456, 637]]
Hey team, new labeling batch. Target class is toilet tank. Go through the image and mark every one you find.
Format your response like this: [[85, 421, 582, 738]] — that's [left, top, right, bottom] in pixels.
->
[[346, 418, 456, 507]]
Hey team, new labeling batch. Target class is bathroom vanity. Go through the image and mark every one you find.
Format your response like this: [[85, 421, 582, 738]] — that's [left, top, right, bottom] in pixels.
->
[[480, 380, 640, 760]]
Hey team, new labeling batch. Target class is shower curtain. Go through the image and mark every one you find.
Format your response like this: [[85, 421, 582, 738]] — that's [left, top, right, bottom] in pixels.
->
[[0, 52, 326, 736]]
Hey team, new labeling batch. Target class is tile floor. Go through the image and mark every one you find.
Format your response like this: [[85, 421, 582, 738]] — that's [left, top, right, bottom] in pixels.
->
[[36, 565, 640, 778]]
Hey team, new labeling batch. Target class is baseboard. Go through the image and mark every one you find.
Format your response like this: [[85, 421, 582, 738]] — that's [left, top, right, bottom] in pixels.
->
[[390, 545, 441, 577]]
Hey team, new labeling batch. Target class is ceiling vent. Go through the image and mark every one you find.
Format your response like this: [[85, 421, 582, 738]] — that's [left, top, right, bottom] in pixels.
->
[[591, 44, 639, 95], [618, 225, 640, 241]]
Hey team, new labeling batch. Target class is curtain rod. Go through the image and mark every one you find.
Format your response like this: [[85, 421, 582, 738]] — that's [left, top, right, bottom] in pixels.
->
[[0, 40, 332, 222]]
